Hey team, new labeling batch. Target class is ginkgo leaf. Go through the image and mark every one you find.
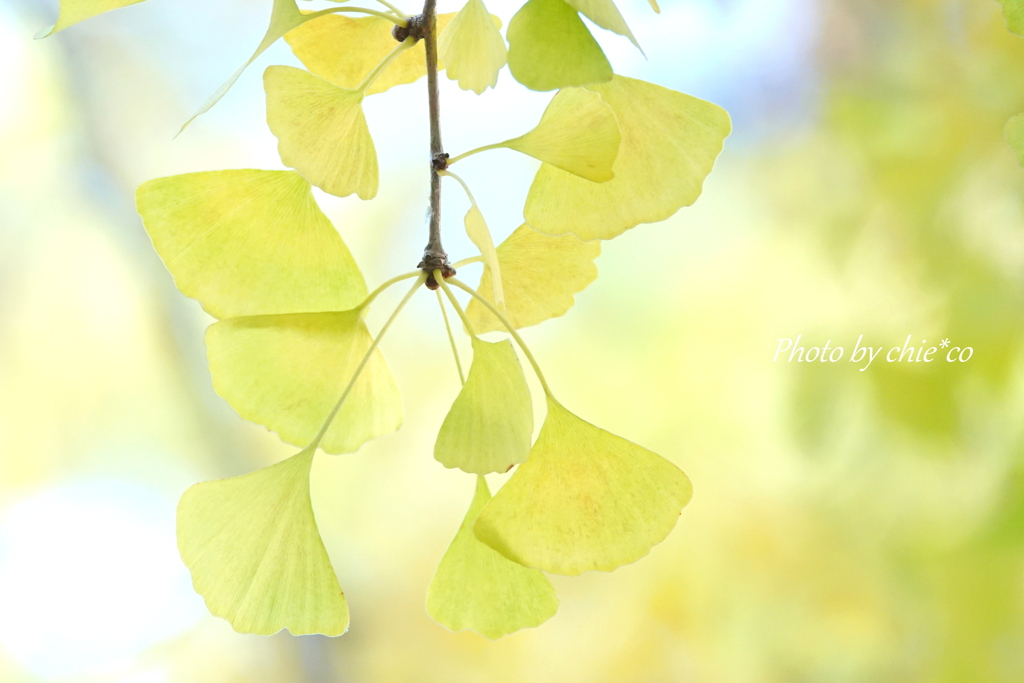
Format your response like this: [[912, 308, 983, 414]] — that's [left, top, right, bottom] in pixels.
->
[[285, 14, 457, 95], [466, 224, 599, 334], [648, 0, 660, 13], [1006, 113, 1024, 166], [36, 0, 146, 38], [434, 338, 532, 474], [136, 170, 367, 319], [265, 66, 378, 200], [180, 0, 340, 132], [438, 0, 508, 94], [525, 75, 731, 240], [463, 203, 504, 308], [474, 397, 692, 575], [999, 0, 1024, 36], [427, 476, 558, 639], [206, 310, 402, 455], [507, 0, 613, 92], [495, 87, 620, 182], [564, 0, 638, 48], [177, 448, 349, 636]]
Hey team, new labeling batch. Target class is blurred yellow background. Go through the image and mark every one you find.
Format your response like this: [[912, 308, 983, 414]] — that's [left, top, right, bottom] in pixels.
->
[[3, 0, 1024, 680]]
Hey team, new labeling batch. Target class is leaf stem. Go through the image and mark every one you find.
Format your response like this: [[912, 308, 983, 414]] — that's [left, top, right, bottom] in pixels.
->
[[452, 256, 484, 269], [357, 270, 422, 311], [439, 169, 477, 205], [358, 36, 415, 92], [446, 142, 505, 165], [308, 273, 428, 452], [435, 270, 477, 339], [436, 290, 466, 384], [372, 0, 408, 18], [447, 277, 554, 398], [324, 6, 409, 25]]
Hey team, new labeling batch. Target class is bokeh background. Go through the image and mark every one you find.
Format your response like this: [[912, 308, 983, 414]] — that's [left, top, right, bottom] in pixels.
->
[[2, 0, 1024, 680]]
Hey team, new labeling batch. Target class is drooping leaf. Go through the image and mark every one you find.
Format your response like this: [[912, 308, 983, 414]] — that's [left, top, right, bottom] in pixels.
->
[[999, 0, 1024, 36], [648, 0, 660, 13], [285, 14, 456, 95], [463, 203, 504, 308], [564, 0, 638, 48], [36, 0, 147, 38], [497, 87, 620, 182], [180, 0, 340, 132], [1006, 113, 1024, 166], [466, 224, 599, 333], [265, 66, 378, 200], [507, 0, 613, 92], [434, 338, 532, 474], [177, 448, 349, 636], [438, 0, 508, 94], [206, 310, 402, 455], [136, 170, 367, 319], [427, 476, 558, 638], [525, 75, 731, 241], [474, 397, 692, 575]]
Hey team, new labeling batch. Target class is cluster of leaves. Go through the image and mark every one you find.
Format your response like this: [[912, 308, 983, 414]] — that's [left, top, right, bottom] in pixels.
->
[[41, 0, 730, 638]]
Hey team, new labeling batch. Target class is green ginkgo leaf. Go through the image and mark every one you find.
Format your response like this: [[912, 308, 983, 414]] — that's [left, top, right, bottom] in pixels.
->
[[427, 476, 558, 638], [36, 0, 147, 38], [177, 448, 349, 636], [464, 204, 504, 308], [136, 170, 367, 319], [438, 0, 508, 94], [1006, 113, 1024, 166], [474, 396, 692, 575], [265, 66, 378, 200], [525, 75, 731, 241], [286, 14, 457, 95], [435, 338, 532, 474], [564, 0, 638, 48], [507, 0, 613, 92], [999, 0, 1024, 36], [206, 310, 402, 455], [497, 87, 620, 182], [466, 224, 599, 334]]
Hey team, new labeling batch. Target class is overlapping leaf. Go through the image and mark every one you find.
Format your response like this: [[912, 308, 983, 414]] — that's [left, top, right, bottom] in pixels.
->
[[427, 476, 558, 638], [286, 14, 456, 95], [177, 448, 349, 635], [206, 310, 402, 455], [564, 0, 638, 48], [435, 338, 532, 474], [438, 0, 507, 94], [463, 203, 504, 307], [136, 170, 367, 319], [474, 397, 692, 575], [525, 75, 731, 241], [466, 224, 599, 333], [36, 0, 147, 38], [265, 66, 378, 199], [507, 0, 612, 92]]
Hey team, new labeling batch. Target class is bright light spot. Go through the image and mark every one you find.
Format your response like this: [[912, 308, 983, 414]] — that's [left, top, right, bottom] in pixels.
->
[[0, 480, 204, 679]]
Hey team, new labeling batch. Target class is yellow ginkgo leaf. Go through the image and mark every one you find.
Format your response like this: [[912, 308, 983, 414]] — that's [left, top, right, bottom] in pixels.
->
[[466, 224, 599, 334], [438, 0, 507, 94], [285, 14, 456, 95], [434, 338, 532, 475], [36, 0, 146, 38], [648, 0, 660, 13], [525, 75, 731, 241], [507, 0, 613, 92], [498, 87, 620, 182], [265, 66, 378, 200], [474, 397, 693, 576], [427, 476, 558, 639], [463, 203, 504, 308], [206, 310, 402, 456], [1006, 113, 1024, 166], [564, 0, 638, 48], [177, 448, 349, 636], [136, 169, 367, 319]]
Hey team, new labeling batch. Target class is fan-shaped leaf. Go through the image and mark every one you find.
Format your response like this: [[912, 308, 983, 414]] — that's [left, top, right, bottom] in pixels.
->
[[265, 66, 378, 200], [177, 449, 349, 635], [466, 224, 599, 334], [427, 476, 558, 638], [438, 0, 507, 94], [136, 170, 367, 319], [525, 75, 731, 240], [285, 14, 456, 95], [36, 0, 147, 38], [435, 338, 532, 474], [206, 310, 402, 455], [507, 0, 612, 92], [474, 397, 692, 575], [564, 0, 638, 48]]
